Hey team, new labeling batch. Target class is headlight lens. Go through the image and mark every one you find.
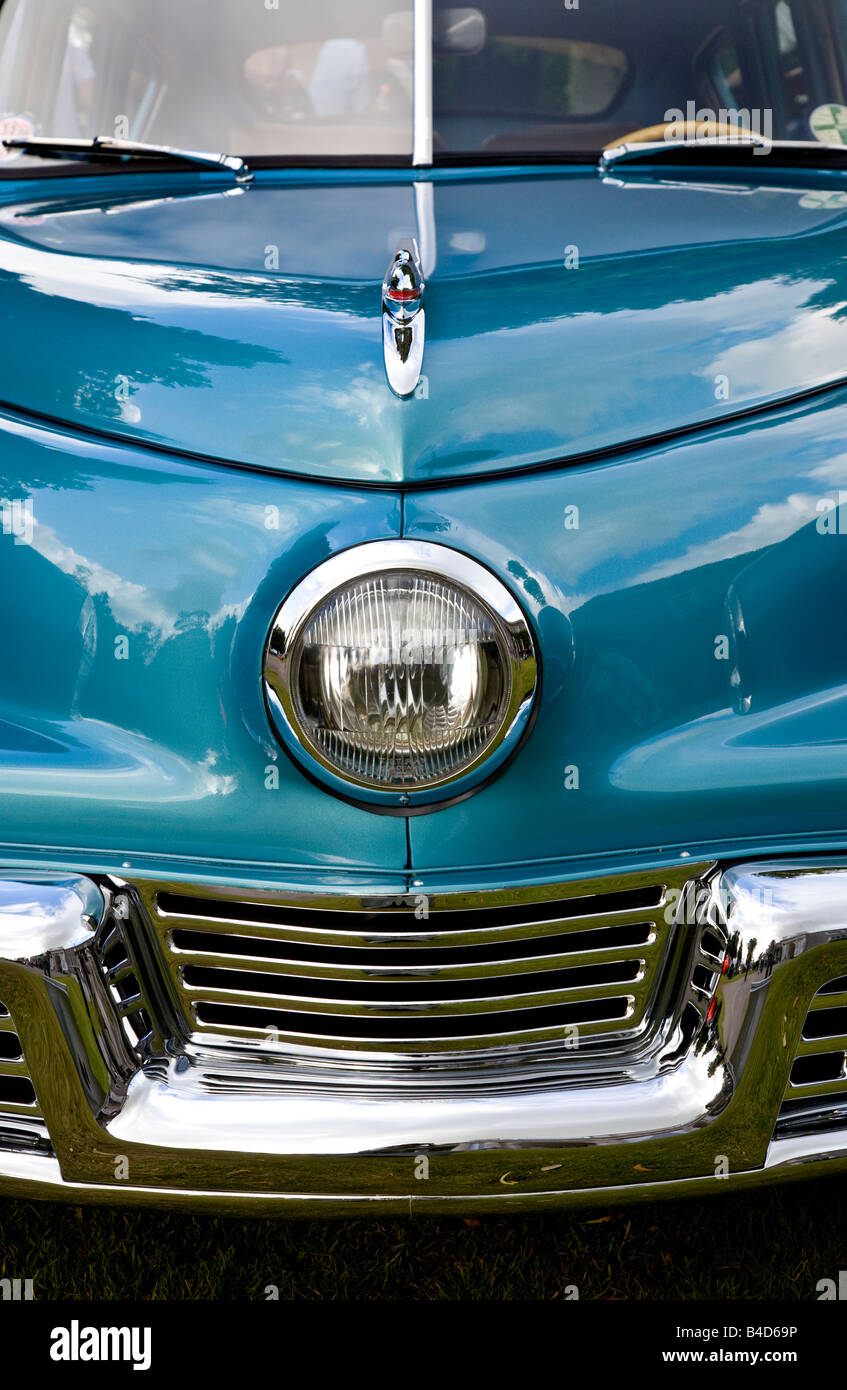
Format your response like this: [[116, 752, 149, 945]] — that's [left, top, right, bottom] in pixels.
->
[[295, 571, 510, 786], [264, 543, 538, 802]]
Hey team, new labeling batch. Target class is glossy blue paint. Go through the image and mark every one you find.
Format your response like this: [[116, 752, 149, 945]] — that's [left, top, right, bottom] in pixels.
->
[[0, 404, 406, 871], [405, 386, 847, 872], [3, 165, 847, 484], [1, 162, 847, 883]]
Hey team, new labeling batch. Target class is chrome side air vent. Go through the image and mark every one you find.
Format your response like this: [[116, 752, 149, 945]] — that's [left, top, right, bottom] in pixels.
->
[[0, 997, 38, 1112], [91, 909, 154, 1053], [689, 912, 728, 1020], [776, 976, 847, 1136], [126, 865, 711, 1057]]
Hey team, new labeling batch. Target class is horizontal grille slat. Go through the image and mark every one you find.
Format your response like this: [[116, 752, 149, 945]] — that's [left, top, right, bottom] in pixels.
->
[[808, 990, 847, 1012], [791, 1035, 847, 1058], [194, 995, 634, 1042], [165, 906, 664, 954], [181, 958, 644, 1016], [158, 882, 665, 934], [780, 1077, 847, 1100], [775, 1089, 847, 1139], [170, 920, 656, 973]]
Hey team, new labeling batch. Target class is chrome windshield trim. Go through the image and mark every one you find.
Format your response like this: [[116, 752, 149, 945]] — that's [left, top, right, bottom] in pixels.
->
[[413, 0, 433, 166]]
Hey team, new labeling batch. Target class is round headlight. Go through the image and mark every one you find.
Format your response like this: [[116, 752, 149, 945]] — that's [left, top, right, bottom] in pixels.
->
[[264, 542, 538, 807]]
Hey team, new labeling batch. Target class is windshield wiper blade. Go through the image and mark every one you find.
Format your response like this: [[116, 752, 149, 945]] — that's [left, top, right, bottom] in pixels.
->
[[1, 135, 251, 182], [599, 136, 847, 173]]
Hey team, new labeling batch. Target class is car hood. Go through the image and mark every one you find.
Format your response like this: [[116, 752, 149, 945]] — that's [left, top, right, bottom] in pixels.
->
[[2, 166, 847, 485]]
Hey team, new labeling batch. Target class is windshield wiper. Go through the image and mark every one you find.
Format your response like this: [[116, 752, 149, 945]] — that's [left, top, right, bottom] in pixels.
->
[[1, 135, 251, 183], [599, 136, 847, 173]]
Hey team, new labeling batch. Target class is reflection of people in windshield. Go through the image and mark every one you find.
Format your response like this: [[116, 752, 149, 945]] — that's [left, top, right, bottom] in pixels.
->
[[51, 16, 95, 135], [309, 39, 369, 116], [243, 45, 311, 121], [244, 38, 370, 121]]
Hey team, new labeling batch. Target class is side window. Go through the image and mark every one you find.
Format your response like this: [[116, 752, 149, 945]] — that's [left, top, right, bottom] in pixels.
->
[[711, 36, 749, 107], [772, 0, 811, 123]]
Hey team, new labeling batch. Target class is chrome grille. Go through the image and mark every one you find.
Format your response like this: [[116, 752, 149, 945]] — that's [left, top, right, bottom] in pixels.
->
[[92, 913, 154, 1053], [0, 996, 38, 1113], [776, 975, 847, 1137], [128, 865, 709, 1055]]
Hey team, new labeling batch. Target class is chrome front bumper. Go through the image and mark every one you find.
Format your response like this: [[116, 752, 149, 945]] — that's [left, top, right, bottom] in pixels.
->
[[1, 858, 847, 1214]]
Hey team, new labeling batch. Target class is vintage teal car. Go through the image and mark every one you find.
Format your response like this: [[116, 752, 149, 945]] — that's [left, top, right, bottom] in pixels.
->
[[2, 0, 847, 1214]]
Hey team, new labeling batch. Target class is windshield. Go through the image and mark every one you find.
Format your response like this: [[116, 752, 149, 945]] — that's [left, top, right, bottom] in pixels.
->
[[3, 0, 847, 168], [433, 0, 847, 156], [0, 0, 414, 165]]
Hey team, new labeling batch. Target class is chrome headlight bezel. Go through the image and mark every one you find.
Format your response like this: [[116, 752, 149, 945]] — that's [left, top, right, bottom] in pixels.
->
[[263, 541, 539, 811]]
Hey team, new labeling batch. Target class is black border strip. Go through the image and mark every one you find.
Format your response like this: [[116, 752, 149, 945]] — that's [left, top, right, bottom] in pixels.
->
[[0, 154, 415, 181], [0, 153, 643, 181], [7, 148, 846, 179], [3, 371, 847, 494]]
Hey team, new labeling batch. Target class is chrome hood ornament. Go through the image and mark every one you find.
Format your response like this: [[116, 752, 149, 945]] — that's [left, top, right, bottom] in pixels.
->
[[382, 237, 425, 398]]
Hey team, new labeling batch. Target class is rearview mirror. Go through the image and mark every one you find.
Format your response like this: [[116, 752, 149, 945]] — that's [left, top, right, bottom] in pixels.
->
[[435, 8, 487, 56]]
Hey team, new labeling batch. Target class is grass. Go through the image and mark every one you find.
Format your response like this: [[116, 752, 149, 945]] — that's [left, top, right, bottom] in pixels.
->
[[1, 1176, 845, 1299]]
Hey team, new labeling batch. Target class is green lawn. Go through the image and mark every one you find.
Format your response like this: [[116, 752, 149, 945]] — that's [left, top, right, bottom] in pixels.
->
[[1, 1176, 845, 1299]]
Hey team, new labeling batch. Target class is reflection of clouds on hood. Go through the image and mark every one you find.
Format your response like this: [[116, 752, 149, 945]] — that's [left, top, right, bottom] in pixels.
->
[[175, 498, 301, 581], [31, 518, 171, 632], [2, 718, 237, 800], [542, 403, 847, 612], [548, 490, 820, 613], [26, 515, 246, 649], [636, 493, 820, 586], [203, 498, 301, 537], [195, 749, 237, 797], [289, 366, 403, 478], [807, 452, 847, 485], [707, 303, 847, 395], [296, 365, 396, 437], [680, 275, 834, 334], [3, 238, 279, 314], [429, 276, 840, 461]]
